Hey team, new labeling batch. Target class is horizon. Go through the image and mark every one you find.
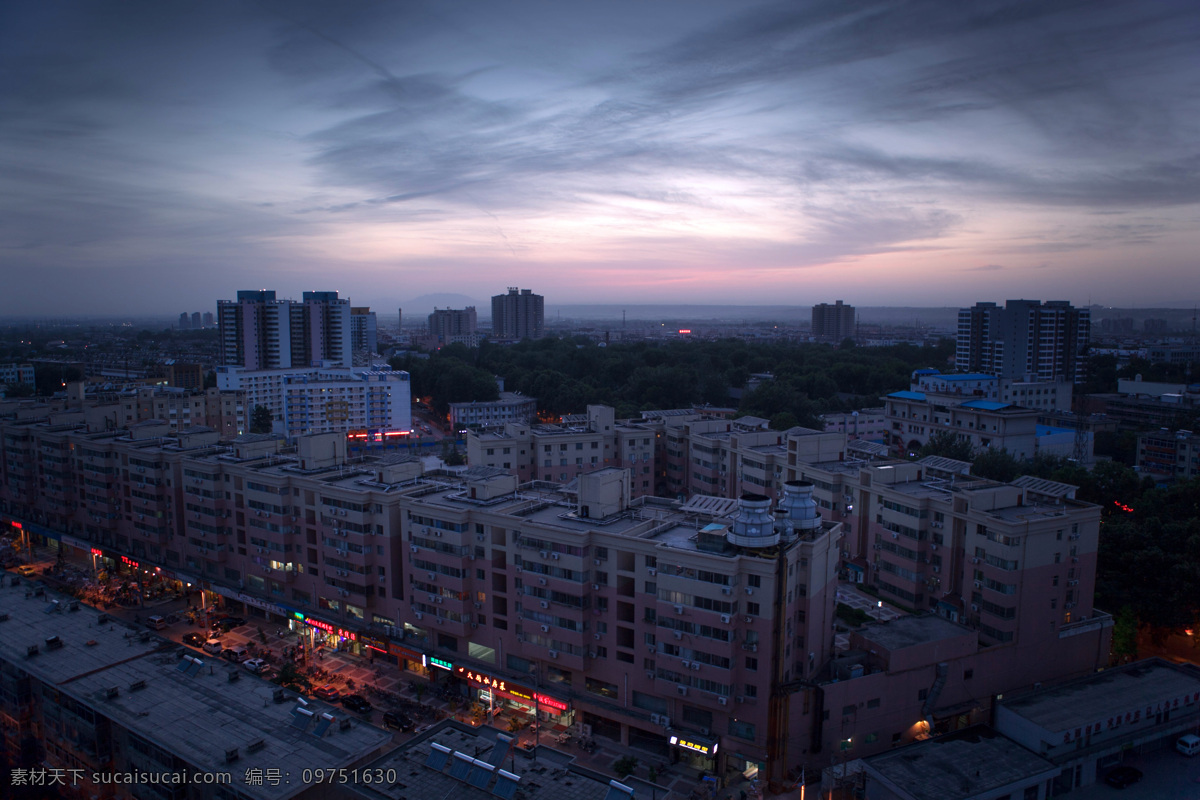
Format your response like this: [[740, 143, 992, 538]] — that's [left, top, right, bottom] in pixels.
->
[[3, 1, 1198, 315]]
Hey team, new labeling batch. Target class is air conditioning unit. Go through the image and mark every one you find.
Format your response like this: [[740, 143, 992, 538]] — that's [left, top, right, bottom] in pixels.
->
[[594, 633, 602, 640], [745, 588, 754, 596], [718, 696, 728, 706], [744, 616, 753, 624], [540, 601, 549, 609], [891, 532, 898, 539], [690, 662, 700, 671], [681, 660, 691, 669], [974, 580, 983, 588], [474, 602, 482, 609], [722, 587, 731, 595], [538, 577, 547, 585], [932, 566, 940, 573], [647, 672, 656, 680], [1068, 579, 1079, 586], [551, 553, 560, 561], [677, 685, 688, 696], [471, 622, 478, 628], [972, 558, 981, 564], [428, 572, 436, 581], [592, 584, 601, 591], [433, 530, 442, 537], [720, 614, 731, 624], [930, 543, 938, 551], [588, 651, 597, 658], [410, 545, 418, 553], [540, 625, 549, 632], [477, 534, 485, 541], [970, 604, 979, 611], [648, 568, 657, 576], [539, 551, 549, 559], [674, 631, 682, 640], [548, 650, 558, 659], [735, 696, 745, 704]]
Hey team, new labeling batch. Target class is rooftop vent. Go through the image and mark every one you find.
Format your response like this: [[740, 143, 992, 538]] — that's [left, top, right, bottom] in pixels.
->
[[97, 613, 109, 624], [0, 613, 9, 622], [228, 670, 240, 683], [105, 686, 120, 699], [45, 635, 63, 650], [130, 680, 147, 692], [26, 644, 39, 657], [246, 739, 266, 754], [225, 748, 239, 764]]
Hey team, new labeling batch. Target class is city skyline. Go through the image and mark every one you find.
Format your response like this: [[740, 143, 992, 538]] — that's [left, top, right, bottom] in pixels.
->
[[3, 0, 1199, 316]]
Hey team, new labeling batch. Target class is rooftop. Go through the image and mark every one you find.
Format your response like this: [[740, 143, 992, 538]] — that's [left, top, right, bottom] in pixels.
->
[[863, 726, 1056, 800], [355, 720, 626, 800], [0, 579, 393, 800], [856, 614, 975, 652], [1000, 659, 1200, 734]]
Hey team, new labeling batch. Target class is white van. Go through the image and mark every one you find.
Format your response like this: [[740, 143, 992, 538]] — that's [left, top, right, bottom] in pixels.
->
[[146, 615, 169, 630], [202, 638, 224, 655], [1177, 734, 1200, 757]]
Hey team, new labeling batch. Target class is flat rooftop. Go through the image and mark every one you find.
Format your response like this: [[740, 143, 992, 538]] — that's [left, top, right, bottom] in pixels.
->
[[353, 719, 626, 800], [1000, 659, 1200, 734], [856, 614, 974, 652], [864, 727, 1056, 800], [0, 578, 393, 800]]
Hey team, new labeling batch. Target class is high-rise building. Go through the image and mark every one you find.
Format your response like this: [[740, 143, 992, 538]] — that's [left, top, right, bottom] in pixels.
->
[[202, 310, 214, 328], [491, 287, 544, 340], [178, 311, 191, 330], [811, 300, 856, 340], [350, 306, 378, 353], [217, 289, 352, 370], [956, 300, 1090, 383], [190, 311, 202, 329], [428, 307, 478, 346]]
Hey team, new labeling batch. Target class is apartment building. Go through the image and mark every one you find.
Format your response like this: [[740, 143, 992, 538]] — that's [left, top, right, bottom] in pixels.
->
[[216, 364, 411, 440], [912, 370, 1074, 413], [811, 300, 856, 341], [350, 306, 378, 354], [885, 390, 1039, 460], [0, 583, 392, 800], [0, 407, 1111, 784], [1, 362, 36, 390], [427, 307, 479, 348], [1136, 428, 1200, 481], [449, 392, 537, 431], [820, 408, 887, 444], [491, 288, 544, 341], [956, 300, 1090, 384], [468, 406, 660, 496], [217, 289, 352, 370]]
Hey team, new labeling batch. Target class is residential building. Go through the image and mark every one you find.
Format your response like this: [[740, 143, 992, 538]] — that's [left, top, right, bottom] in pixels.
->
[[217, 289, 352, 370], [351, 306, 378, 354], [995, 658, 1200, 793], [811, 300, 856, 341], [202, 311, 214, 328], [1136, 428, 1200, 481], [178, 311, 191, 329], [911, 370, 1073, 413], [167, 361, 204, 390], [0, 363, 35, 390], [885, 390, 1039, 460], [217, 364, 411, 440], [821, 408, 887, 444], [0, 414, 1111, 784], [427, 307, 479, 348], [491, 288, 544, 340], [956, 300, 1090, 383], [449, 392, 536, 431], [191, 311, 202, 330], [0, 583, 392, 800]]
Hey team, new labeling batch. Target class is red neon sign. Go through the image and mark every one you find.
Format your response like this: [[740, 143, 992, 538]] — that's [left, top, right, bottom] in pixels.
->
[[304, 618, 356, 640], [12, 522, 22, 530], [535, 693, 569, 711], [121, 556, 139, 569]]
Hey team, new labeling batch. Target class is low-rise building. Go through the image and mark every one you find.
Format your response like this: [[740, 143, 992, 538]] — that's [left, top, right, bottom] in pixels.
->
[[1136, 428, 1200, 481], [450, 392, 537, 431]]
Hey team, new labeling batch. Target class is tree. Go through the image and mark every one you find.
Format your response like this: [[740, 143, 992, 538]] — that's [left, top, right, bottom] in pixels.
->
[[1111, 606, 1139, 663], [971, 448, 1021, 483], [250, 405, 272, 434], [918, 431, 974, 462]]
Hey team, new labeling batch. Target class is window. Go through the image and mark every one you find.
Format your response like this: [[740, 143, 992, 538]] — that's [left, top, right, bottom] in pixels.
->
[[1052, 575, 1059, 587], [747, 602, 760, 616], [747, 575, 762, 588], [745, 657, 758, 671], [866, 698, 880, 709], [616, 651, 634, 663], [963, 669, 973, 680], [918, 688, 928, 701]]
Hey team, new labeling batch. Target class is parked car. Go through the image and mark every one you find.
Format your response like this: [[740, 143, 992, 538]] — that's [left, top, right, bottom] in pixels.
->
[[182, 632, 205, 647], [16, 565, 38, 577], [313, 685, 341, 701], [221, 646, 250, 662], [242, 658, 267, 674], [341, 694, 372, 713], [1103, 766, 1143, 789], [382, 711, 415, 731], [146, 615, 169, 630], [212, 616, 246, 631], [202, 638, 224, 655]]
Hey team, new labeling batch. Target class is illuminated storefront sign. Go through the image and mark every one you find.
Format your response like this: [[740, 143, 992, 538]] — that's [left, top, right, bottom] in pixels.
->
[[91, 548, 103, 557], [429, 656, 453, 671], [121, 556, 139, 569], [453, 667, 569, 711], [670, 735, 718, 756], [388, 643, 425, 664], [304, 618, 357, 640], [359, 635, 388, 652]]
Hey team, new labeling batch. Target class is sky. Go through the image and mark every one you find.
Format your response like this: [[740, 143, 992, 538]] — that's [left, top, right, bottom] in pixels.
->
[[2, 0, 1199, 317]]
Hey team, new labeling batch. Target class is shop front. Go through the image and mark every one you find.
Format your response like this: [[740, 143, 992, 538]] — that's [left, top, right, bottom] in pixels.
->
[[389, 642, 430, 677], [452, 666, 573, 730], [669, 731, 720, 773], [303, 617, 361, 655]]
